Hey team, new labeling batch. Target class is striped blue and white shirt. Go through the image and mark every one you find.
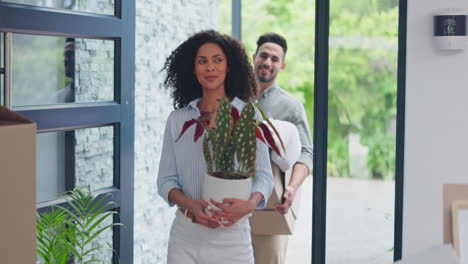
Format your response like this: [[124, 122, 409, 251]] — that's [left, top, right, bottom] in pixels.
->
[[157, 97, 273, 209]]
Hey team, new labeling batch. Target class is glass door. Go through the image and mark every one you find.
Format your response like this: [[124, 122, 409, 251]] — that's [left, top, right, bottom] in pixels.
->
[[219, 0, 316, 262], [215, 1, 405, 263], [325, 0, 399, 263]]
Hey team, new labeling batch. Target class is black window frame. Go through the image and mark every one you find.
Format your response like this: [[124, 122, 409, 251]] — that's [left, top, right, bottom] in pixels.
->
[[0, 1, 135, 263]]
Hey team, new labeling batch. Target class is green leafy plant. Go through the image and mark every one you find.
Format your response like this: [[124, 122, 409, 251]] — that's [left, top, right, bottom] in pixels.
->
[[36, 188, 122, 264], [36, 208, 72, 264], [177, 97, 284, 179]]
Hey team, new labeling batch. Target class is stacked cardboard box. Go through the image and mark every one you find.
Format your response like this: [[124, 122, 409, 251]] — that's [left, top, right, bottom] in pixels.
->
[[0, 106, 36, 264]]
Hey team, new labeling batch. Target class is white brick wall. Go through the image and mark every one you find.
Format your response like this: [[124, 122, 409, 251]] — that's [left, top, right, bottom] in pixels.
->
[[134, 1, 218, 263], [75, 39, 114, 102]]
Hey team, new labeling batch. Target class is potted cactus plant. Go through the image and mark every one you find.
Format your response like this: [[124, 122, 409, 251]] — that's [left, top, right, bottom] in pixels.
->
[[177, 97, 284, 218]]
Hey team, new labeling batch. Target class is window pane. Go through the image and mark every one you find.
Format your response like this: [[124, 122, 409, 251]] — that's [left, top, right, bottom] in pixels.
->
[[326, 0, 398, 263], [217, 0, 232, 35], [11, 34, 114, 106], [74, 126, 114, 191], [37, 126, 114, 203], [0, 0, 115, 16]]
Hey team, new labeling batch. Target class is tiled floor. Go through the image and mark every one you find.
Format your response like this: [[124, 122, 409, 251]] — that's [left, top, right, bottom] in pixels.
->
[[286, 177, 395, 264]]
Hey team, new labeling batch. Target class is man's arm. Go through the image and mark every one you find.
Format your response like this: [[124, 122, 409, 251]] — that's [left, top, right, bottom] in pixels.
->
[[275, 162, 309, 214], [275, 100, 312, 214]]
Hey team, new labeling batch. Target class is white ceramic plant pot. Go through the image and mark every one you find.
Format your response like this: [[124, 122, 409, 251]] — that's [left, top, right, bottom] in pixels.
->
[[202, 173, 252, 224]]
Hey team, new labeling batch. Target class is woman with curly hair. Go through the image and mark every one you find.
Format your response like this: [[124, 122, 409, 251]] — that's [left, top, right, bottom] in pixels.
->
[[157, 30, 273, 263]]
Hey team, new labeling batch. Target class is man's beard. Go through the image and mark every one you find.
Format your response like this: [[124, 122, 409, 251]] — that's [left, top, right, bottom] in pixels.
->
[[256, 67, 277, 83], [258, 76, 271, 82]]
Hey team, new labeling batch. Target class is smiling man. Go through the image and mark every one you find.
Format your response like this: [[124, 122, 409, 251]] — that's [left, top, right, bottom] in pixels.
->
[[251, 33, 313, 264]]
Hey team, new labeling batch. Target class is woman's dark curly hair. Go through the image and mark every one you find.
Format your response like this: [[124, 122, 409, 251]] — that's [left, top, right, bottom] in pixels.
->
[[162, 30, 257, 109]]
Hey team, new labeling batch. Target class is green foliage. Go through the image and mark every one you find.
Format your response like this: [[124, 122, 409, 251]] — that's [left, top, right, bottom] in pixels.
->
[[219, 0, 399, 179], [239, 0, 315, 90], [203, 134, 213, 175], [179, 97, 284, 179], [327, 7, 398, 178], [212, 96, 235, 175], [330, 0, 397, 18], [36, 189, 122, 264], [204, 97, 257, 179], [36, 209, 72, 264], [232, 103, 257, 178]]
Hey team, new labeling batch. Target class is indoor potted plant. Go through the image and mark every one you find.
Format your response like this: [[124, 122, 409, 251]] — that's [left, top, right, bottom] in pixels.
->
[[36, 188, 122, 264], [176, 97, 284, 218]]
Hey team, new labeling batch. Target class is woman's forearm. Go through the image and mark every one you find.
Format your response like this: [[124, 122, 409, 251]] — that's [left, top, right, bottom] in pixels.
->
[[168, 188, 194, 209], [247, 192, 264, 213]]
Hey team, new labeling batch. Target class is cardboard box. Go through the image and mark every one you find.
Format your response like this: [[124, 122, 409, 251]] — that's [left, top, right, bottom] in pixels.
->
[[443, 184, 468, 244], [250, 164, 302, 235], [0, 106, 36, 264]]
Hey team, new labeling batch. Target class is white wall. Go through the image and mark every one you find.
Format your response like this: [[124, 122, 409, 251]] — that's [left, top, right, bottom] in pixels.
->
[[404, 0, 468, 257]]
